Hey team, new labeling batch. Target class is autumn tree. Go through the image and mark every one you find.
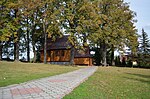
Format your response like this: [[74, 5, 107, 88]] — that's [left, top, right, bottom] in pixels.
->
[[19, 0, 44, 62], [0, 0, 138, 65], [0, 0, 20, 61], [59, 0, 79, 65], [5, 0, 25, 61], [0, 0, 9, 60], [41, 0, 62, 64], [60, 0, 97, 65], [87, 0, 138, 66]]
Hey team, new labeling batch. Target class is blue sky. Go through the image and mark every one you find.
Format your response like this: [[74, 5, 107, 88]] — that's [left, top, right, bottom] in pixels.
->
[[124, 0, 150, 37]]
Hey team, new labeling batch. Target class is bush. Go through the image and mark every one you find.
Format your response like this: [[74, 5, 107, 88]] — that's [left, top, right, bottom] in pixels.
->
[[126, 60, 132, 67], [115, 56, 121, 66]]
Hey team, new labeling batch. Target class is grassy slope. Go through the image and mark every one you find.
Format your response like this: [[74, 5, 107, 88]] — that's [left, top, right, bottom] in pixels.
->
[[0, 61, 81, 87], [64, 67, 150, 99]]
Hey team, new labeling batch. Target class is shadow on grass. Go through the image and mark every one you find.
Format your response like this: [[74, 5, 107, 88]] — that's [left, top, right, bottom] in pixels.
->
[[126, 73, 150, 79], [124, 73, 150, 85]]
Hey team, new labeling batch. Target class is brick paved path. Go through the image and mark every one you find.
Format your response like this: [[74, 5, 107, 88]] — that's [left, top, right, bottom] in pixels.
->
[[0, 66, 97, 99]]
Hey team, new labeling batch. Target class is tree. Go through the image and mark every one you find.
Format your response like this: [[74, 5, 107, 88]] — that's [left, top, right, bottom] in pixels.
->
[[0, 0, 20, 61], [19, 0, 43, 62], [87, 0, 138, 66], [59, 0, 138, 66], [139, 28, 150, 54], [41, 0, 62, 64], [6, 0, 24, 62], [0, 0, 138, 65], [0, 0, 9, 60], [12, 0, 62, 63], [136, 28, 150, 68], [61, 0, 97, 65]]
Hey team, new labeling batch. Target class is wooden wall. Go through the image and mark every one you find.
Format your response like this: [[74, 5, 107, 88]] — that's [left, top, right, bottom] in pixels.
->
[[74, 57, 92, 66], [40, 50, 92, 66], [50, 50, 70, 62], [40, 51, 50, 62], [40, 51, 44, 62], [40, 50, 70, 62]]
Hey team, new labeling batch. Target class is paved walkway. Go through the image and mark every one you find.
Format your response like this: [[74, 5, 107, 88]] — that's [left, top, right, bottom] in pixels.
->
[[0, 66, 97, 99]]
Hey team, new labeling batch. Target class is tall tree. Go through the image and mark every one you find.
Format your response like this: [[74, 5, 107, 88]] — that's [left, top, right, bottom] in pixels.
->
[[0, 0, 9, 60], [61, 0, 80, 65], [13, 9, 20, 62], [41, 0, 62, 64], [137, 29, 150, 68], [0, 0, 19, 61], [88, 0, 138, 66], [6, 0, 23, 61], [139, 28, 150, 54], [61, 0, 97, 65], [19, 0, 42, 62], [1, 0, 138, 65]]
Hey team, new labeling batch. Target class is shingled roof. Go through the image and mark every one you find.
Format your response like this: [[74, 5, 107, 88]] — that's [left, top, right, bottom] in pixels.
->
[[47, 35, 72, 50], [46, 35, 92, 58]]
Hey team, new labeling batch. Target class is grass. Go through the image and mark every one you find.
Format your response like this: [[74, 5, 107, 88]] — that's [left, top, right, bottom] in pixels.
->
[[0, 61, 81, 87], [64, 66, 150, 99]]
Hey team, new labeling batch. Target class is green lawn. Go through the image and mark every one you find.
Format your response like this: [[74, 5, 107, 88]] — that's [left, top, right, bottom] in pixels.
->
[[64, 67, 150, 99], [0, 61, 81, 87]]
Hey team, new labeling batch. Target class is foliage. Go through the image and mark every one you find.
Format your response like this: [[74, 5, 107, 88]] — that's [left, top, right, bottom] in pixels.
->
[[115, 56, 121, 66], [139, 28, 150, 54], [92, 48, 101, 65], [87, 0, 138, 65], [0, 0, 138, 64], [128, 29, 150, 68], [137, 54, 150, 68], [0, 0, 62, 62]]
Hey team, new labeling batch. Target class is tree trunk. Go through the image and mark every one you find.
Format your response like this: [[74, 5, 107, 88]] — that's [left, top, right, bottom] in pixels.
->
[[16, 41, 19, 61], [33, 45, 36, 63], [14, 9, 19, 62], [102, 47, 107, 66], [14, 32, 19, 62], [14, 42, 16, 60], [44, 33, 47, 64], [0, 42, 2, 61], [14, 41, 19, 62], [27, 17, 30, 62], [70, 47, 75, 65], [101, 41, 107, 66], [111, 45, 115, 66], [43, 22, 47, 64]]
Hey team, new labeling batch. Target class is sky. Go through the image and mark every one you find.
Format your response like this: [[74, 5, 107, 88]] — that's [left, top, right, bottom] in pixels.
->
[[124, 0, 150, 37]]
